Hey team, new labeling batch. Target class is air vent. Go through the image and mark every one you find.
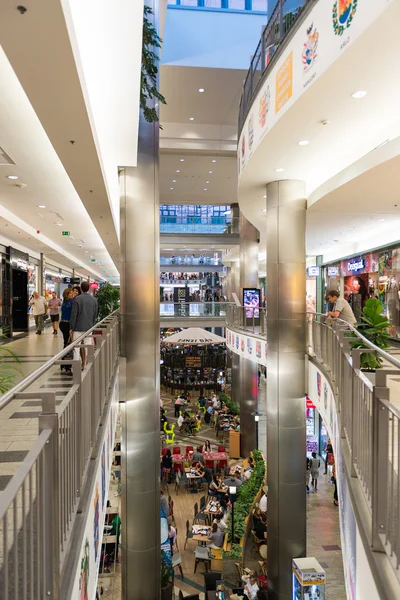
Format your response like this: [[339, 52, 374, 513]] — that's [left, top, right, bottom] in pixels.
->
[[0, 146, 15, 166]]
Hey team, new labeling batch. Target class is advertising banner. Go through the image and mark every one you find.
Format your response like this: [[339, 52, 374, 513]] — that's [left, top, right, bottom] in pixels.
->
[[238, 0, 394, 178], [226, 328, 267, 367]]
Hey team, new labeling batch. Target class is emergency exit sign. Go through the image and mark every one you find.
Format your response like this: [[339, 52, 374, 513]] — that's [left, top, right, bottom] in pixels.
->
[[62, 231, 70, 236]]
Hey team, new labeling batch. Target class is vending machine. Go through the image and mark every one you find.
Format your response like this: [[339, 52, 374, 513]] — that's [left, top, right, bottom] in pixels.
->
[[292, 557, 326, 600]]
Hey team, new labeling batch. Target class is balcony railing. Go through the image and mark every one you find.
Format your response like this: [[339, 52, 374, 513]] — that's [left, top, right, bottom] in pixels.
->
[[226, 304, 267, 334], [160, 256, 223, 266], [0, 312, 119, 599], [160, 302, 231, 318], [160, 216, 239, 235], [238, 0, 315, 133]]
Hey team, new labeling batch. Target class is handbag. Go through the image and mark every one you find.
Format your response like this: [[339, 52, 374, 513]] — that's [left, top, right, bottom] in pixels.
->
[[328, 453, 335, 466]]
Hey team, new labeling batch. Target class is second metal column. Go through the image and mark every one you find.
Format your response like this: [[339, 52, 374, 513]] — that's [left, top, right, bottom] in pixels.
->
[[266, 180, 307, 599]]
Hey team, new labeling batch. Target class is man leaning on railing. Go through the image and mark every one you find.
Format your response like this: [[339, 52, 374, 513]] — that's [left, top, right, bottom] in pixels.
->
[[326, 290, 356, 325]]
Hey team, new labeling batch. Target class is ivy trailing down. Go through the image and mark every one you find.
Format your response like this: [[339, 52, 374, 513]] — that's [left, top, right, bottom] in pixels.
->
[[219, 392, 240, 416], [222, 449, 265, 558], [141, 6, 166, 126]]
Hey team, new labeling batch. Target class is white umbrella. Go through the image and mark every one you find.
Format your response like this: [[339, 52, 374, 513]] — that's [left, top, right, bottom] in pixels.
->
[[163, 327, 226, 345]]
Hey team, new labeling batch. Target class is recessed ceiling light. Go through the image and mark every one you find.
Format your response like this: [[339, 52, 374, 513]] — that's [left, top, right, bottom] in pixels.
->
[[172, 179, 176, 183], [377, 218, 386, 222], [262, 209, 267, 212], [199, 88, 205, 93], [180, 158, 184, 162], [6, 175, 18, 180], [263, 195, 267, 198], [189, 117, 195, 121], [351, 90, 367, 99], [170, 187, 174, 190], [212, 159, 216, 163], [204, 188, 208, 191], [275, 168, 284, 172], [206, 181, 210, 184], [298, 140, 309, 146], [209, 171, 213, 174], [176, 170, 180, 173], [38, 205, 46, 208]]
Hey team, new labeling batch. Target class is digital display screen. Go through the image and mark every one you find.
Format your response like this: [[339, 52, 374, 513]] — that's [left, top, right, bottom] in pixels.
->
[[327, 266, 339, 276], [243, 288, 260, 318], [307, 266, 320, 277]]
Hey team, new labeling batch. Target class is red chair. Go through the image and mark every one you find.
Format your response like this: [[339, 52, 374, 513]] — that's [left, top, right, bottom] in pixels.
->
[[173, 446, 181, 455], [217, 446, 225, 453], [198, 445, 204, 453], [206, 460, 214, 471], [186, 446, 194, 456], [174, 462, 183, 473], [161, 448, 169, 456]]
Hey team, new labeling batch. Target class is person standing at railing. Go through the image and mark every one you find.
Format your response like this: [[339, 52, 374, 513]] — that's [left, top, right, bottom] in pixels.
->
[[29, 291, 47, 335], [69, 281, 98, 368], [326, 290, 357, 325]]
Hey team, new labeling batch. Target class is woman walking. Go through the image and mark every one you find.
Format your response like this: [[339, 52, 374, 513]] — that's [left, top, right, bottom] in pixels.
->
[[310, 452, 321, 491]]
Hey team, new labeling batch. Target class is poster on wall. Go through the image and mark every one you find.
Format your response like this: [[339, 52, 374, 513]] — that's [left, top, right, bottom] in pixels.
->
[[226, 328, 267, 367]]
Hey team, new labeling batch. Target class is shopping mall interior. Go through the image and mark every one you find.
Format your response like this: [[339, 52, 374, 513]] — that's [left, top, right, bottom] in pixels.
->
[[0, 0, 400, 599]]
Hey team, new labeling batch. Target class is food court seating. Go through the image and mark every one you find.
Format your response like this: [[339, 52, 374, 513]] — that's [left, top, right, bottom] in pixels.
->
[[178, 591, 200, 600], [217, 446, 225, 452], [186, 445, 194, 455], [172, 552, 184, 579], [193, 502, 208, 525], [164, 422, 175, 445], [203, 571, 223, 592], [173, 446, 181, 454], [184, 519, 196, 550], [161, 448, 169, 456], [206, 460, 215, 471], [194, 546, 211, 573], [175, 470, 186, 494]]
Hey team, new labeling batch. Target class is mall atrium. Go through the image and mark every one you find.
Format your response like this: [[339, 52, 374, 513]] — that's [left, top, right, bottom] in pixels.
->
[[0, 1, 400, 599]]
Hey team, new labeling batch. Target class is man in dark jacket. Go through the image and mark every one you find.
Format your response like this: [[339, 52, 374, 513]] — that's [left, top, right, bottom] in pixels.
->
[[70, 281, 98, 367]]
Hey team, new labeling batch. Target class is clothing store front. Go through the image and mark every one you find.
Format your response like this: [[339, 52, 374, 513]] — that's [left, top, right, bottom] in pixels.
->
[[378, 249, 400, 339]]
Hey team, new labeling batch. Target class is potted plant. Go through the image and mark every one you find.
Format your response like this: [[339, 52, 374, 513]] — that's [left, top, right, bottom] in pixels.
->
[[95, 283, 120, 321], [0, 341, 22, 393], [161, 555, 173, 600], [350, 298, 391, 371]]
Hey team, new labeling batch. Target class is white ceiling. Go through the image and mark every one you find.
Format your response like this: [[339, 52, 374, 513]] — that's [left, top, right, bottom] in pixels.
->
[[0, 46, 117, 280], [160, 66, 246, 127], [160, 152, 237, 205]]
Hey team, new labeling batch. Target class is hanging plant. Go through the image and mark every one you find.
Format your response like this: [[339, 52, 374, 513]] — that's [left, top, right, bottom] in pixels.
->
[[141, 6, 166, 127]]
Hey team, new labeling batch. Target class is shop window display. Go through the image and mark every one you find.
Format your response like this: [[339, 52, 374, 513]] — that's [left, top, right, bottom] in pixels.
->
[[378, 249, 400, 338]]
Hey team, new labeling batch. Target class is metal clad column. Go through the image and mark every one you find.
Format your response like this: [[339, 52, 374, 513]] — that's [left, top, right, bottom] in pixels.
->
[[266, 180, 307, 599], [239, 356, 258, 457], [239, 213, 259, 298], [120, 2, 160, 597]]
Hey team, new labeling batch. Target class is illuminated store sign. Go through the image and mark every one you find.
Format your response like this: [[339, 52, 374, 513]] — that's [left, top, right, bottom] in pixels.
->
[[327, 266, 339, 276], [307, 266, 320, 277], [347, 259, 365, 272]]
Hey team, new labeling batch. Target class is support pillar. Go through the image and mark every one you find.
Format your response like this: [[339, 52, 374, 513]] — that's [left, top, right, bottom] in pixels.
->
[[39, 253, 44, 297], [266, 180, 307, 600], [119, 3, 160, 596], [239, 213, 259, 299]]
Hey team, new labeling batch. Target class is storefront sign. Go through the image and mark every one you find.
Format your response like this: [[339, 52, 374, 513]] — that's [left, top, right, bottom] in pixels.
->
[[63, 277, 72, 284], [90, 282, 99, 291], [307, 266, 320, 277], [306, 397, 316, 409], [347, 259, 365, 272], [327, 266, 339, 276], [9, 247, 29, 271]]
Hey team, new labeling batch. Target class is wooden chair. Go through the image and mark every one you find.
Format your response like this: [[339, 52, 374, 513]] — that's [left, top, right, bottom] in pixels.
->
[[194, 546, 211, 573], [193, 502, 208, 525], [184, 519, 195, 550], [172, 552, 184, 579]]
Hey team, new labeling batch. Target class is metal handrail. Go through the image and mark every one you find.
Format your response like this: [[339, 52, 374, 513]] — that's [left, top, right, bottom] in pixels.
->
[[238, 0, 316, 133], [0, 309, 119, 411]]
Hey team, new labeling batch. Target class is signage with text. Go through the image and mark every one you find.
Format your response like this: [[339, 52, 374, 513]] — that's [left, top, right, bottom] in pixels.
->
[[327, 266, 339, 277], [307, 266, 320, 277], [62, 231, 70, 236], [347, 259, 365, 272], [185, 356, 201, 368]]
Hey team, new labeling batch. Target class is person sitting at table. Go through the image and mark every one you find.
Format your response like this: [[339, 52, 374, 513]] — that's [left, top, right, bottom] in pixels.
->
[[199, 394, 206, 408], [161, 449, 173, 484], [160, 488, 170, 517], [196, 460, 213, 486], [219, 497, 231, 522], [177, 413, 184, 430], [224, 473, 243, 490], [204, 439, 212, 452], [259, 487, 268, 513], [255, 513, 267, 545], [192, 446, 204, 464], [241, 575, 259, 600], [207, 523, 224, 549], [252, 507, 262, 529], [209, 474, 223, 498], [213, 395, 221, 410], [234, 417, 241, 431], [168, 523, 177, 552], [213, 513, 228, 532]]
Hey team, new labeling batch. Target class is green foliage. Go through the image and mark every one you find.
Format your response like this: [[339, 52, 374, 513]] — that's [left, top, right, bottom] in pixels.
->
[[95, 283, 120, 322], [0, 341, 22, 394], [223, 449, 265, 558], [141, 6, 167, 126], [219, 392, 240, 416], [350, 298, 391, 370], [161, 554, 173, 588]]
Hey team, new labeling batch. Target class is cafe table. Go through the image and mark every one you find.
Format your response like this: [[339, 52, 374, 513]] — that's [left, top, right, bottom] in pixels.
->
[[191, 525, 211, 544], [184, 468, 203, 491], [203, 500, 221, 523]]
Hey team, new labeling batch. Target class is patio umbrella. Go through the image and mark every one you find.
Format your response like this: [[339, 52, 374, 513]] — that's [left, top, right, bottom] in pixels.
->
[[163, 327, 225, 345]]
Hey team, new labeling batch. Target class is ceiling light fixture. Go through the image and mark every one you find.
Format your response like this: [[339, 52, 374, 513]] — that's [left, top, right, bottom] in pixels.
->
[[176, 170, 180, 173], [199, 88, 205, 93], [206, 181, 210, 184], [189, 117, 195, 121], [6, 175, 18, 180], [38, 205, 46, 209], [204, 188, 208, 191], [180, 158, 184, 162], [377, 218, 386, 222], [212, 159, 216, 163], [170, 187, 174, 190], [172, 179, 176, 182], [263, 195, 267, 198], [275, 168, 284, 172], [298, 140, 309, 146], [209, 171, 213, 174], [351, 90, 367, 99], [262, 208, 267, 212]]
